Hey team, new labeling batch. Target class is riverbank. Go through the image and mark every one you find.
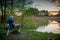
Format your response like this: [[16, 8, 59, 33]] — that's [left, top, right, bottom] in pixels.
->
[[0, 16, 60, 40], [21, 16, 60, 29], [1, 29, 60, 40]]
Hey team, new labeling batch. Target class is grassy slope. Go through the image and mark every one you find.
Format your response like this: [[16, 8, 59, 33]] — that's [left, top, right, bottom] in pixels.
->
[[23, 16, 48, 29], [0, 16, 60, 40], [5, 29, 60, 40]]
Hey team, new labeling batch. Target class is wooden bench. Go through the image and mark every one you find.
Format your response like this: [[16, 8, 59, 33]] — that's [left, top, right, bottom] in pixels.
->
[[4, 23, 21, 36]]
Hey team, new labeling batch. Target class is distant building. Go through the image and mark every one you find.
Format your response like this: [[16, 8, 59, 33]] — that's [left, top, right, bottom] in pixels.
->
[[48, 11, 59, 16], [39, 10, 48, 16]]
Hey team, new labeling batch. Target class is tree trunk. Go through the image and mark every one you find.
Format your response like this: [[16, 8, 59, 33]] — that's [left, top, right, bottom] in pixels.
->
[[0, 0, 7, 24], [1, 0, 4, 23], [11, 0, 14, 15], [4, 0, 7, 23]]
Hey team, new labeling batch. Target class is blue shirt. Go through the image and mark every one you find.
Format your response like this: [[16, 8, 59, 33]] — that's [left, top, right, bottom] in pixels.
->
[[8, 16, 14, 29]]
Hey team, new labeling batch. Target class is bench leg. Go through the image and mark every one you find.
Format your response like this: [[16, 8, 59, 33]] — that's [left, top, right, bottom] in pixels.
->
[[16, 27, 20, 32], [18, 28, 20, 32]]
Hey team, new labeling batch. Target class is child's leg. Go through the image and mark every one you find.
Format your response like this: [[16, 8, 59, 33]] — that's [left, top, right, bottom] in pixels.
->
[[6, 29, 9, 36]]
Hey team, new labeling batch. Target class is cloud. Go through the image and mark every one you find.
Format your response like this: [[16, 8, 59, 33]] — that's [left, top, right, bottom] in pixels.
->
[[32, 0, 60, 11]]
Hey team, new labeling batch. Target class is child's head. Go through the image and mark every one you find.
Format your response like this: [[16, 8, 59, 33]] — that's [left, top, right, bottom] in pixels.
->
[[9, 15, 14, 20]]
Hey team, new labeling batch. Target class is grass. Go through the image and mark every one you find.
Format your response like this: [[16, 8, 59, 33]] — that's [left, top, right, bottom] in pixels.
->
[[0, 24, 5, 34], [21, 16, 48, 29], [0, 24, 7, 40], [23, 20, 48, 29], [4, 29, 60, 40], [0, 16, 60, 40], [11, 16, 48, 29], [22, 30, 60, 40]]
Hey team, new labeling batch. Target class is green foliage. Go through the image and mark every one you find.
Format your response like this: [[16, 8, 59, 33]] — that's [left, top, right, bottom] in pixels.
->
[[0, 24, 5, 34], [23, 21, 48, 29], [23, 8, 39, 16], [0, 0, 33, 23], [0, 24, 6, 40], [14, 0, 33, 11]]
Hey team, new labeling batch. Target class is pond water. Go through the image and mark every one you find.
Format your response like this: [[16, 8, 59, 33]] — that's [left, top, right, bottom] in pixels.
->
[[35, 20, 60, 34]]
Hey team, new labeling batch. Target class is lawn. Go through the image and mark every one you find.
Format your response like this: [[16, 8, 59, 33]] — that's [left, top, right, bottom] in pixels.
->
[[14, 16, 48, 29], [0, 16, 60, 40], [1, 29, 60, 40]]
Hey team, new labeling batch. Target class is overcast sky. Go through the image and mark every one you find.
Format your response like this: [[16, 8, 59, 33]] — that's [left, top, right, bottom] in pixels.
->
[[31, 0, 60, 11]]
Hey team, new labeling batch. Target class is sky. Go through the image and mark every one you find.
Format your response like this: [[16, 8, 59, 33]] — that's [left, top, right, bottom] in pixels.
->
[[31, 0, 60, 11]]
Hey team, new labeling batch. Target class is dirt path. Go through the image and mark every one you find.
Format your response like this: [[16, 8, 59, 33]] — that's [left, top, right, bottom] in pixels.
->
[[7, 32, 28, 38]]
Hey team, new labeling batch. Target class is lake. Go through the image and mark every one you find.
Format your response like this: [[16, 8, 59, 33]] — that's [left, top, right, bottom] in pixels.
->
[[35, 20, 60, 34]]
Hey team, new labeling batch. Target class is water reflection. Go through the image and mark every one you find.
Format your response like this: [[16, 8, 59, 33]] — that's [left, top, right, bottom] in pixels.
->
[[35, 20, 60, 34]]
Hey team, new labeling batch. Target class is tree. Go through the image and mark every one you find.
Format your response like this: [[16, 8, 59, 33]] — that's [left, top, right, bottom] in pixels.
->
[[0, 0, 33, 24], [23, 8, 39, 16], [0, 0, 7, 23]]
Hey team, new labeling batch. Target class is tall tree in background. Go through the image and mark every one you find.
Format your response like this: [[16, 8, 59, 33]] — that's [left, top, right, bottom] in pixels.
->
[[0, 0, 33, 26], [23, 8, 39, 16], [15, 0, 33, 27], [0, 0, 7, 23]]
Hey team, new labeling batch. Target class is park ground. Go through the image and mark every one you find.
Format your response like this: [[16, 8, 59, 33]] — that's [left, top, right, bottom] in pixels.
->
[[0, 16, 60, 40]]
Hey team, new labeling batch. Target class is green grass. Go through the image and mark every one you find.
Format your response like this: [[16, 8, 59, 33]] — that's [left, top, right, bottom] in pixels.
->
[[0, 23, 60, 40], [23, 20, 48, 29], [13, 16, 48, 29], [0, 16, 60, 40], [23, 19, 48, 29], [22, 30, 60, 40], [4, 29, 60, 40], [0, 24, 5, 34], [0, 24, 7, 40]]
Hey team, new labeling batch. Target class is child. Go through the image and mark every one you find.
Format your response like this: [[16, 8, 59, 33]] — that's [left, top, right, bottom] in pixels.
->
[[8, 15, 15, 29]]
